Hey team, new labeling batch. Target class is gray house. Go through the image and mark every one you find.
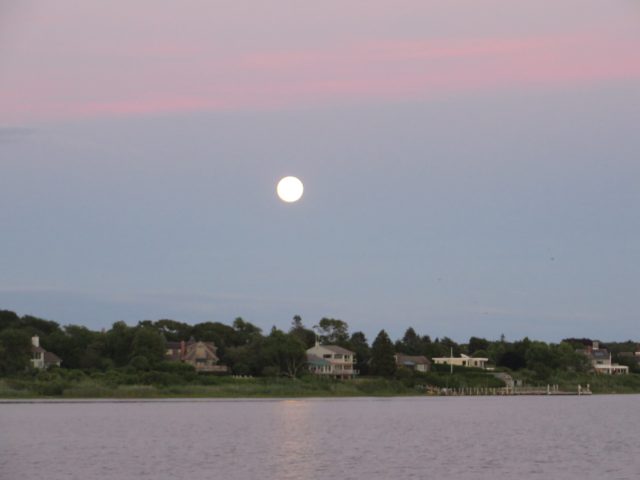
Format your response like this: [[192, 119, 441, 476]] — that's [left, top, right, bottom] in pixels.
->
[[395, 354, 431, 372]]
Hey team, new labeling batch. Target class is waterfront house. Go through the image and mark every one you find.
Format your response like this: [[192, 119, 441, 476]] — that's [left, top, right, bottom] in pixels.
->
[[30, 335, 61, 369], [432, 353, 489, 370], [165, 337, 228, 373], [395, 354, 431, 372], [578, 341, 629, 375], [306, 343, 358, 379]]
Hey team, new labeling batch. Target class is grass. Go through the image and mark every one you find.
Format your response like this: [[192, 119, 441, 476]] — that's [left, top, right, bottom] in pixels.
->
[[2, 372, 639, 399], [0, 376, 421, 399]]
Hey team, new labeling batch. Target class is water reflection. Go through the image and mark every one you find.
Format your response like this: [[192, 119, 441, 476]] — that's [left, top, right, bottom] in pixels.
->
[[268, 400, 316, 480]]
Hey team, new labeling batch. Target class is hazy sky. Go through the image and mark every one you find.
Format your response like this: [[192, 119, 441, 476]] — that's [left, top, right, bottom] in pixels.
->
[[1, 1, 639, 342]]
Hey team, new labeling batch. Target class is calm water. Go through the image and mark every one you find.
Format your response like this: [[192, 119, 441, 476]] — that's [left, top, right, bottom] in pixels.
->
[[1, 395, 639, 480]]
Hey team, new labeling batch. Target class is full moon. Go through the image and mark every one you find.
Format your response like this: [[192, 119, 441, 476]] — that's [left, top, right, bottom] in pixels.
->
[[276, 176, 304, 203]]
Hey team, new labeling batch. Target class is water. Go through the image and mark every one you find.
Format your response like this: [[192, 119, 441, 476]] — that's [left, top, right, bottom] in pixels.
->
[[1, 395, 639, 480]]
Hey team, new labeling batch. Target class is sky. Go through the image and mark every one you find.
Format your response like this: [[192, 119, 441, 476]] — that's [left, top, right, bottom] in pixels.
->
[[1, 1, 639, 342]]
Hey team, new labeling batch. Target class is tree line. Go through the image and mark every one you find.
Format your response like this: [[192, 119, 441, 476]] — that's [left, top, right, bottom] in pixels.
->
[[1, 309, 638, 381]]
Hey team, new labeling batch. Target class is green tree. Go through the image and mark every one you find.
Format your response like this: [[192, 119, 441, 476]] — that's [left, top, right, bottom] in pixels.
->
[[233, 317, 262, 345], [154, 319, 193, 342], [348, 331, 371, 375], [468, 337, 490, 355], [105, 321, 135, 367], [316, 317, 349, 345], [497, 350, 526, 370], [225, 338, 265, 376], [525, 342, 555, 380], [370, 330, 396, 377], [262, 328, 307, 377], [439, 337, 461, 356], [289, 315, 316, 348], [396, 327, 422, 355], [81, 335, 110, 370], [0, 328, 31, 374], [21, 315, 61, 336], [130, 327, 166, 367], [45, 325, 99, 369], [0, 310, 20, 331]]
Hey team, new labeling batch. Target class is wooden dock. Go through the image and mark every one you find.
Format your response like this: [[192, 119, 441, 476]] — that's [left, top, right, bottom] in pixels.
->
[[425, 384, 592, 396]]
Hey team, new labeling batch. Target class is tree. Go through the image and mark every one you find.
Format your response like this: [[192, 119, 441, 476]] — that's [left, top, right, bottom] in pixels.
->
[[315, 318, 349, 345], [439, 337, 460, 356], [0, 328, 31, 374], [497, 351, 526, 370], [130, 327, 166, 367], [289, 315, 316, 348], [348, 331, 371, 375], [233, 317, 262, 344], [396, 327, 422, 355], [370, 330, 396, 377], [191, 321, 240, 353], [105, 321, 135, 367], [525, 342, 555, 380], [262, 328, 307, 378], [21, 315, 61, 336], [45, 325, 99, 369], [0, 310, 20, 331], [154, 319, 193, 342], [554, 342, 590, 373], [225, 338, 266, 376], [468, 337, 490, 355]]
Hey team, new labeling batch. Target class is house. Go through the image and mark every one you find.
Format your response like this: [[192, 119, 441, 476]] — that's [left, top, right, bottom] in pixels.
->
[[30, 335, 61, 369], [165, 337, 228, 373], [306, 343, 358, 379], [578, 341, 629, 375], [395, 354, 431, 372], [432, 353, 489, 370]]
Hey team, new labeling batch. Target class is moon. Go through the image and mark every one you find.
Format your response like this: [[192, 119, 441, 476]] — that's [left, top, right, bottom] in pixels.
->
[[276, 176, 304, 203]]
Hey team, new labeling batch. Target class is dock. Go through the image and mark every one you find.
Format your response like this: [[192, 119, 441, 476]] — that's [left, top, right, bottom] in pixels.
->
[[425, 384, 592, 396]]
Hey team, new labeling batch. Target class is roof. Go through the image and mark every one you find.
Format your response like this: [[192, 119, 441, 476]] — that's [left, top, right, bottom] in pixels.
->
[[578, 349, 610, 359], [306, 354, 331, 366], [31, 345, 46, 354], [43, 351, 61, 365], [396, 354, 430, 365], [320, 345, 355, 355], [183, 341, 219, 363], [433, 356, 489, 361], [165, 339, 219, 362]]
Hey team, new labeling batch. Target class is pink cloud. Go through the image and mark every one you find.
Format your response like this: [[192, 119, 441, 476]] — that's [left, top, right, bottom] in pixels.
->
[[2, 28, 639, 123]]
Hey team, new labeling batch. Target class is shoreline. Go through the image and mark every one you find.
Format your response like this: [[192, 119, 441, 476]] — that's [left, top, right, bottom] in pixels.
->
[[3, 390, 639, 402], [0, 392, 640, 406], [3, 373, 639, 399]]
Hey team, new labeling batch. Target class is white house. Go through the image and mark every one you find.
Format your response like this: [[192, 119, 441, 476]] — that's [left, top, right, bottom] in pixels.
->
[[432, 353, 489, 370], [579, 341, 629, 375], [306, 343, 358, 379], [30, 335, 61, 369]]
